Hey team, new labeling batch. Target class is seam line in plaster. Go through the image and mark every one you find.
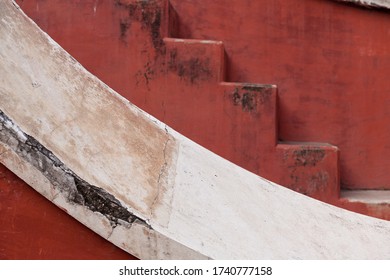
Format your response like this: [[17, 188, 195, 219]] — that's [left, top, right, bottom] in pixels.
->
[[150, 125, 170, 219]]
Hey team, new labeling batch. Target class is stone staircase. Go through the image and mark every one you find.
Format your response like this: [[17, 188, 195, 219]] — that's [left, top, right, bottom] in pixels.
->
[[15, 0, 390, 220], [116, 0, 340, 202]]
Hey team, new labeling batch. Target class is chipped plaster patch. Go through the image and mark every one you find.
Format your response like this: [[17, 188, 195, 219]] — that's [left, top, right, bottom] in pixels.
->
[[0, 110, 149, 228]]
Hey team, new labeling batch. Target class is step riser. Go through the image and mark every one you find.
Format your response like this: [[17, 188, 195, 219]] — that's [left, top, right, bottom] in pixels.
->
[[274, 144, 340, 202], [159, 2, 340, 199], [164, 38, 225, 84], [15, 0, 345, 207]]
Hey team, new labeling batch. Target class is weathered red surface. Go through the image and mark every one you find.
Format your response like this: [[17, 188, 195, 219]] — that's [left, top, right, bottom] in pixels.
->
[[1, 0, 389, 258], [0, 164, 135, 259], [14, 0, 389, 190], [173, 0, 389, 191]]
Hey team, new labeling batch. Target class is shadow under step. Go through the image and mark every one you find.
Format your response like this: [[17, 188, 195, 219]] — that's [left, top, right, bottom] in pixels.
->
[[340, 190, 390, 220]]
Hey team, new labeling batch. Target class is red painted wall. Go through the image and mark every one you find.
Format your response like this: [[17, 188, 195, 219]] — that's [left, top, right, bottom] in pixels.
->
[[12, 0, 339, 197], [0, 164, 134, 259], [1, 0, 389, 259], [172, 0, 390, 190], [14, 0, 390, 191]]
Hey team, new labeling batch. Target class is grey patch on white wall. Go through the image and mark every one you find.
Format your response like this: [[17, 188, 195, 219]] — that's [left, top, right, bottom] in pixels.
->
[[0, 109, 149, 229]]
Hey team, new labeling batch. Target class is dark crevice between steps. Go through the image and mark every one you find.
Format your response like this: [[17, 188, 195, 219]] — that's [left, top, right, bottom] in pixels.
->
[[0, 110, 150, 229]]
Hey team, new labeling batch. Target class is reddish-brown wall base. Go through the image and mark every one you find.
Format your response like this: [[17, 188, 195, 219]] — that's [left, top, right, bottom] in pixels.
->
[[0, 164, 135, 259]]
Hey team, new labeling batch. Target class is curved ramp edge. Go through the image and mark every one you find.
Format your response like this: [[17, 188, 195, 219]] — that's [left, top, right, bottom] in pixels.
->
[[1, 1, 390, 259], [336, 0, 390, 9]]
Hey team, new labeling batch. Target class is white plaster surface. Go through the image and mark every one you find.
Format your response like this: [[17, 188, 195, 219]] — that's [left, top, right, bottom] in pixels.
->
[[1, 0, 390, 259], [341, 190, 390, 204], [337, 0, 390, 8]]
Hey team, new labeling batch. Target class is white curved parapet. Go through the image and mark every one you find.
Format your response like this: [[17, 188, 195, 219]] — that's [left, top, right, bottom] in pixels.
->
[[1, 0, 390, 259], [336, 0, 390, 8]]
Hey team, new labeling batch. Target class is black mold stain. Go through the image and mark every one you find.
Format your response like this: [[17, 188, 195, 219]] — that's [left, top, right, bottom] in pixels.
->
[[288, 169, 329, 196], [143, 61, 154, 84], [115, 0, 164, 52], [293, 148, 326, 167], [309, 171, 329, 191], [168, 48, 177, 67], [230, 86, 274, 113], [288, 170, 307, 194], [119, 19, 131, 41], [146, 4, 163, 51], [241, 92, 257, 111], [230, 88, 257, 112], [0, 110, 149, 228], [242, 85, 273, 105], [283, 147, 329, 195], [232, 89, 241, 105], [168, 49, 212, 84]]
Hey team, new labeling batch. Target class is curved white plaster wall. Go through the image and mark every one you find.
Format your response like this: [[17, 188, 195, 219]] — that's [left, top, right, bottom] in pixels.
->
[[337, 0, 390, 8], [1, 0, 390, 259]]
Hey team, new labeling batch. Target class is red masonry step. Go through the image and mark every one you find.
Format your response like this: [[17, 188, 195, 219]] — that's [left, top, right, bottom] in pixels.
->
[[8, 0, 341, 206]]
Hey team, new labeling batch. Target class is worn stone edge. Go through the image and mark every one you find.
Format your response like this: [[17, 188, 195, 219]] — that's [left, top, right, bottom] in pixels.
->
[[0, 109, 208, 260]]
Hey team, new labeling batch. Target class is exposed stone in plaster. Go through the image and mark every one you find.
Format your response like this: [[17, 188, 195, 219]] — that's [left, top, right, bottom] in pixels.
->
[[0, 137, 206, 259], [0, 110, 148, 228]]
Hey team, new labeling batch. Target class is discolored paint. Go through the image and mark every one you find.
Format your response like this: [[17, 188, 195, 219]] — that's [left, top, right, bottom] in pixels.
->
[[115, 0, 165, 51], [229, 85, 275, 113], [293, 148, 326, 167], [168, 48, 213, 84], [274, 143, 339, 201]]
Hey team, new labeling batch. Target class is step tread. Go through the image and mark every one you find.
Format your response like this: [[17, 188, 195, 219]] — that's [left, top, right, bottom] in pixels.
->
[[341, 190, 390, 204], [164, 37, 224, 45]]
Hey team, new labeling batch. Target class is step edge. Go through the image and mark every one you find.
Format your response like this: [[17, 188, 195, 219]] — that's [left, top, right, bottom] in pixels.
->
[[341, 190, 390, 204]]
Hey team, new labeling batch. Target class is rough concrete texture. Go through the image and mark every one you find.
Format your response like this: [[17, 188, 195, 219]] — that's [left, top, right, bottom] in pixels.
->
[[1, 0, 390, 259]]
